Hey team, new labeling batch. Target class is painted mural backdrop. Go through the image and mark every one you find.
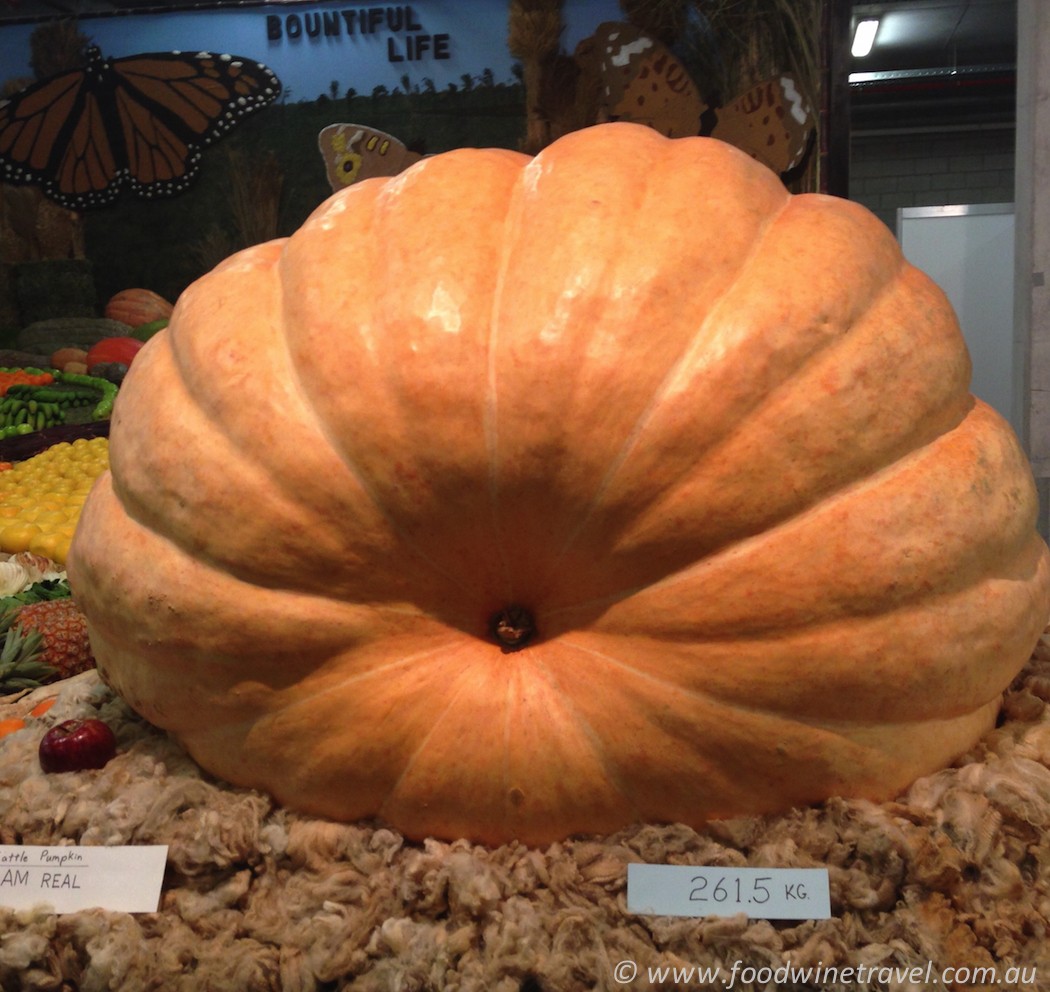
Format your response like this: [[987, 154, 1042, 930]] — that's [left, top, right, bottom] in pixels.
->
[[0, 0, 822, 334]]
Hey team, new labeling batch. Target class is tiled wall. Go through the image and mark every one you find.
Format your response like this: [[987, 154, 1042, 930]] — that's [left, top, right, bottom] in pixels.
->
[[849, 128, 1016, 232]]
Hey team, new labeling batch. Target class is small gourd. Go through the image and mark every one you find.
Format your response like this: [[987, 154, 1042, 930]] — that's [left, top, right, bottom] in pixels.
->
[[50, 348, 89, 372], [103, 289, 174, 329]]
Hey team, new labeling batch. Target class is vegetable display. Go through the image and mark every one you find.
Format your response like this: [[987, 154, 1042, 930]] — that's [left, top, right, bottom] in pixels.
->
[[66, 123, 1050, 845], [0, 438, 110, 562], [50, 348, 89, 373], [85, 336, 144, 372], [0, 369, 118, 442], [0, 368, 54, 396]]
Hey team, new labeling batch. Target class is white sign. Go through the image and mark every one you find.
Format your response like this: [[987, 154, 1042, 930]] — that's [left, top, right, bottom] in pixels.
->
[[627, 864, 831, 920], [0, 846, 168, 914]]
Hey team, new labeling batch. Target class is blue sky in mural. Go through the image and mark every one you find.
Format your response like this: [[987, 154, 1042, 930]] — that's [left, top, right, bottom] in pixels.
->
[[0, 0, 620, 101]]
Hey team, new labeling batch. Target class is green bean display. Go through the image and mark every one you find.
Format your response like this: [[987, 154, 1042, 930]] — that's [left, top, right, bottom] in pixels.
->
[[0, 371, 120, 439]]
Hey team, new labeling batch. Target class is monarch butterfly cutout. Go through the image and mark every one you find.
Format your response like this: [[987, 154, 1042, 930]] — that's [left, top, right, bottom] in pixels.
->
[[0, 46, 282, 210], [584, 21, 815, 179], [318, 124, 423, 193]]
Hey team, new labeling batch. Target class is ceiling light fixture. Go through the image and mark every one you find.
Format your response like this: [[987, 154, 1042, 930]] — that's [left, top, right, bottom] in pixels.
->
[[852, 18, 880, 58]]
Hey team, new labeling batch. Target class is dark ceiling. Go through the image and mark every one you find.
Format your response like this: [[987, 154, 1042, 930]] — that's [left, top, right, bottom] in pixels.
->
[[851, 0, 1015, 72], [848, 0, 1017, 130]]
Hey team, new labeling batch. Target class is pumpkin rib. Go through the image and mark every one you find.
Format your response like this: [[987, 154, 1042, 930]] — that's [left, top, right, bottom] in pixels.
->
[[372, 645, 646, 842], [484, 155, 532, 602], [271, 198, 393, 511], [276, 326, 483, 610], [354, 652, 477, 818], [266, 639, 458, 725], [207, 636, 460, 748], [275, 228, 491, 604], [280, 152, 526, 608], [556, 543, 1048, 725], [537, 637, 893, 823], [554, 630, 871, 732], [74, 478, 486, 737], [123, 244, 483, 612], [519, 199, 945, 608], [163, 237, 441, 601], [529, 191, 797, 590], [550, 634, 1005, 820], [112, 336, 366, 595], [117, 250, 333, 574], [482, 131, 793, 606], [520, 646, 643, 823], [177, 633, 481, 819], [668, 258, 972, 505], [533, 261, 907, 596], [373, 655, 521, 825], [539, 397, 1030, 632]]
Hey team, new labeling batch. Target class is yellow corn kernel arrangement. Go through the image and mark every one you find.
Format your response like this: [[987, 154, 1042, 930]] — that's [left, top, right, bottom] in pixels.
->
[[0, 438, 109, 564]]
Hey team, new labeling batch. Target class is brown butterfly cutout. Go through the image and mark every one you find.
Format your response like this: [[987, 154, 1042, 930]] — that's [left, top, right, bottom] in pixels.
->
[[700, 75, 814, 177], [578, 21, 815, 179], [318, 123, 422, 193], [586, 21, 705, 139], [317, 23, 815, 191]]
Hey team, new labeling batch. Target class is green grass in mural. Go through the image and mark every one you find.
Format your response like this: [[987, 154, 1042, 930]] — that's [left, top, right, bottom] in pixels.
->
[[83, 82, 526, 307]]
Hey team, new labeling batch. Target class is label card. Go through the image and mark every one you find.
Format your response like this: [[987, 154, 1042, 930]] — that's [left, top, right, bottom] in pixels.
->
[[627, 864, 831, 920], [0, 846, 168, 914]]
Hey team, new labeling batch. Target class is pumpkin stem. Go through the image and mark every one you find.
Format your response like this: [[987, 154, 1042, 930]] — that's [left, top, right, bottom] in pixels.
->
[[490, 605, 535, 651]]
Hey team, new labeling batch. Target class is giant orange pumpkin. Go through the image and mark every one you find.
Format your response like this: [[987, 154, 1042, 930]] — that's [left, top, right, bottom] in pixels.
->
[[68, 123, 1050, 846]]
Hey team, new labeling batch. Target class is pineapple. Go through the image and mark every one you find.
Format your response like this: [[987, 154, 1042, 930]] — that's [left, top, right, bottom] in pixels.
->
[[0, 598, 95, 692], [0, 623, 54, 693], [14, 598, 95, 680]]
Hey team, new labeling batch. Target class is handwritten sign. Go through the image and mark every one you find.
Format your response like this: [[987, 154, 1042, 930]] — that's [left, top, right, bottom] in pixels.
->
[[0, 846, 167, 914]]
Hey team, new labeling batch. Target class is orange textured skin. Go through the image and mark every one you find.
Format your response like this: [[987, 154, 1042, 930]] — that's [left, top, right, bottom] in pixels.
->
[[67, 123, 1050, 846]]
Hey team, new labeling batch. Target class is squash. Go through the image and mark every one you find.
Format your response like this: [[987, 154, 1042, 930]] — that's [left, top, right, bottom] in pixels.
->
[[50, 347, 89, 372], [18, 317, 131, 355], [67, 123, 1050, 846], [103, 289, 174, 328], [130, 318, 169, 342], [85, 336, 143, 371]]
